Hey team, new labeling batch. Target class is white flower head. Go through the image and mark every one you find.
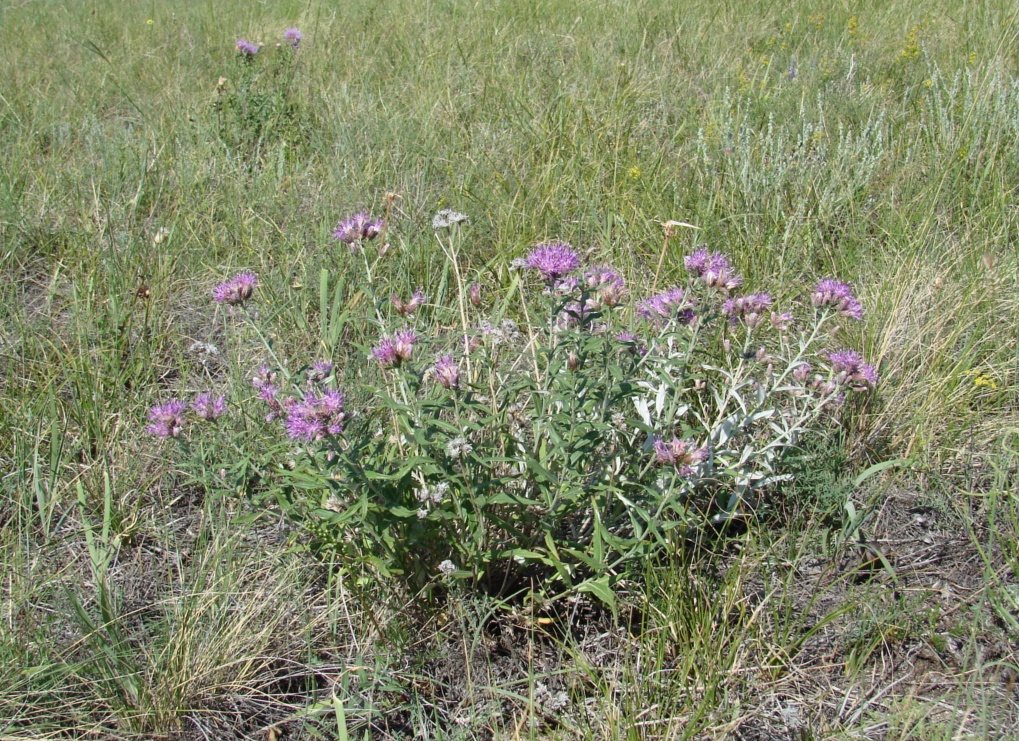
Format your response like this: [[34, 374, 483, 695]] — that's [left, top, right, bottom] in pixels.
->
[[431, 481, 450, 502], [446, 436, 473, 458], [438, 559, 457, 575]]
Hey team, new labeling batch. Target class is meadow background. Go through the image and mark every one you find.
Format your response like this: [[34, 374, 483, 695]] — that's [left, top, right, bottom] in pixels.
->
[[1, 0, 1018, 737]]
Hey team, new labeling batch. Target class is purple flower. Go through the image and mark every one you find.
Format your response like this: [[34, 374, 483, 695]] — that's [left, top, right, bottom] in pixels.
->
[[285, 390, 347, 441], [653, 436, 707, 476], [371, 338, 398, 368], [469, 283, 482, 306], [525, 242, 580, 283], [251, 364, 276, 389], [308, 361, 333, 383], [637, 287, 696, 325], [793, 363, 812, 382], [828, 349, 878, 390], [585, 265, 628, 307], [722, 293, 773, 327], [392, 289, 427, 317], [616, 332, 647, 357], [684, 249, 742, 291], [192, 393, 227, 421], [333, 212, 383, 247], [283, 27, 302, 48], [392, 329, 417, 361], [434, 355, 460, 389], [213, 272, 258, 306], [146, 400, 187, 439], [812, 279, 863, 321], [236, 39, 260, 56], [256, 383, 283, 422], [771, 311, 794, 330]]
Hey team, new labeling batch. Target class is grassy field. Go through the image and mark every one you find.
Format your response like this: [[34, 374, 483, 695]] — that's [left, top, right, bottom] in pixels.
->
[[1, 0, 1018, 737]]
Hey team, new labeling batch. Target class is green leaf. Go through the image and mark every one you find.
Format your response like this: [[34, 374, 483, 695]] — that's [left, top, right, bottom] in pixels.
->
[[577, 576, 616, 609]]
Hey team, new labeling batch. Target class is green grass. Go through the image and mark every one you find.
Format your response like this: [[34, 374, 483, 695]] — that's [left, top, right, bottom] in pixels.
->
[[1, 0, 1018, 737]]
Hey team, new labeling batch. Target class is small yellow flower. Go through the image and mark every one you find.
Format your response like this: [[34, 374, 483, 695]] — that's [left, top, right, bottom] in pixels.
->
[[146, 19, 154, 25], [628, 166, 641, 180]]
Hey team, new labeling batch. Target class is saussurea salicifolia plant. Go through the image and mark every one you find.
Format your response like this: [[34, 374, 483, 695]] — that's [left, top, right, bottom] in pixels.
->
[[149, 213, 877, 607]]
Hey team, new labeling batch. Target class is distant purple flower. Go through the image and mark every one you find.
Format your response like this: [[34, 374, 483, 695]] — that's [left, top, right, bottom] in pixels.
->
[[525, 242, 580, 283], [392, 289, 427, 317], [213, 272, 258, 306], [236, 39, 260, 56], [373, 329, 417, 368], [256, 383, 283, 422], [616, 332, 648, 357], [653, 436, 707, 476], [585, 265, 628, 307], [147, 400, 187, 439], [684, 249, 742, 291], [469, 283, 482, 306], [333, 212, 383, 247], [793, 363, 812, 382], [771, 311, 794, 331], [828, 349, 878, 390], [192, 393, 226, 421], [285, 390, 347, 441], [812, 279, 863, 321], [638, 287, 696, 325], [722, 293, 773, 327], [251, 364, 276, 389], [283, 27, 302, 48], [308, 361, 333, 383], [434, 355, 460, 389]]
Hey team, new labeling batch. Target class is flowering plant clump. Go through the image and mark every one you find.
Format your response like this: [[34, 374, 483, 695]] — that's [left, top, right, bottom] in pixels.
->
[[158, 210, 878, 606]]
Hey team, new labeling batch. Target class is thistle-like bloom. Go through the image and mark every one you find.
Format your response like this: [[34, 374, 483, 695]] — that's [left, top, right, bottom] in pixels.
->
[[236, 39, 260, 56], [392, 289, 427, 317], [432, 209, 469, 229], [771, 311, 794, 331], [434, 355, 460, 389], [653, 436, 707, 476], [285, 390, 347, 441], [684, 249, 742, 291], [812, 279, 863, 321], [525, 242, 580, 283], [469, 282, 482, 306], [146, 400, 187, 438], [722, 293, 773, 327], [282, 27, 302, 48], [192, 393, 226, 421], [828, 349, 878, 390], [307, 361, 333, 383], [372, 329, 417, 367], [213, 272, 258, 306], [793, 363, 812, 382], [251, 364, 276, 389], [585, 265, 628, 307], [333, 212, 383, 247], [637, 287, 696, 325], [616, 332, 648, 357]]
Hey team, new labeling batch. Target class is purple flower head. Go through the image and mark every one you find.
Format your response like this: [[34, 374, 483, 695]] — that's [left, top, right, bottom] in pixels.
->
[[585, 265, 628, 307], [251, 364, 276, 389], [307, 361, 333, 383], [812, 279, 863, 321], [434, 355, 460, 390], [392, 289, 427, 317], [793, 363, 812, 382], [653, 436, 707, 476], [213, 272, 258, 306], [616, 332, 648, 357], [371, 338, 398, 368], [827, 349, 878, 390], [236, 39, 260, 56], [722, 293, 773, 327], [637, 287, 696, 325], [283, 27, 302, 48], [469, 282, 482, 306], [685, 249, 742, 291], [393, 329, 417, 361], [285, 390, 347, 442], [525, 242, 580, 283], [146, 400, 187, 439], [192, 393, 227, 421], [333, 212, 383, 247], [560, 297, 599, 328], [771, 311, 794, 331]]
